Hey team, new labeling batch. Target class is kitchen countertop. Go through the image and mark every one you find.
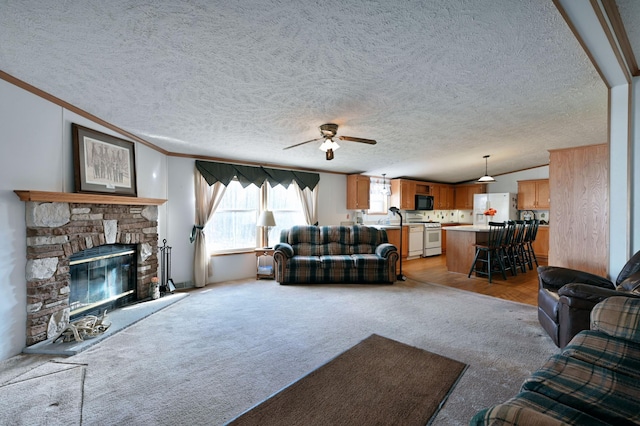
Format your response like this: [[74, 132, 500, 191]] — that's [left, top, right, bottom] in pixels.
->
[[445, 225, 491, 232]]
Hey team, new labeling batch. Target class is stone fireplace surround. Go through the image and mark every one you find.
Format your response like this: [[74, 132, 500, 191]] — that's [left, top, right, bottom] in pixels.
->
[[15, 191, 166, 346]]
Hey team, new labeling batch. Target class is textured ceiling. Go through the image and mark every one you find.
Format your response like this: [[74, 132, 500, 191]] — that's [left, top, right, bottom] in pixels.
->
[[0, 0, 608, 183]]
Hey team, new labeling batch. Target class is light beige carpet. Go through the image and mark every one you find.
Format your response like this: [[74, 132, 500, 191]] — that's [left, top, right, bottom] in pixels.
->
[[1, 278, 558, 425], [0, 361, 86, 425], [228, 334, 467, 425]]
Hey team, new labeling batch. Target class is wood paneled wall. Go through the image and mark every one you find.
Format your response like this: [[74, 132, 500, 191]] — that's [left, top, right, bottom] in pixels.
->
[[549, 144, 608, 276]]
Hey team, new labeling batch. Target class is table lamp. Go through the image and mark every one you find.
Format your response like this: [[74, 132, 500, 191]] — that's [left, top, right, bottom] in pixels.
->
[[257, 210, 276, 248]]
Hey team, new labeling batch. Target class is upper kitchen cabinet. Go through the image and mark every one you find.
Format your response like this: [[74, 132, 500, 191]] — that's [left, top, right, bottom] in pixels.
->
[[517, 179, 550, 210], [346, 174, 370, 210], [390, 179, 416, 210], [454, 183, 486, 209], [432, 184, 455, 209]]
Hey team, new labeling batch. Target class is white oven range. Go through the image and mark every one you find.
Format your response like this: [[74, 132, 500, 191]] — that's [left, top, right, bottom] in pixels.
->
[[423, 222, 442, 257]]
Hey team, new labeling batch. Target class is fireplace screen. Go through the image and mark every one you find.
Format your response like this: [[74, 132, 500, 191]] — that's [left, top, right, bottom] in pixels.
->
[[69, 244, 137, 318]]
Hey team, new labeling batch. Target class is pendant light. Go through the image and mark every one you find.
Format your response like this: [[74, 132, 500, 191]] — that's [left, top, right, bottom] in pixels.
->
[[477, 155, 496, 183], [381, 173, 391, 196]]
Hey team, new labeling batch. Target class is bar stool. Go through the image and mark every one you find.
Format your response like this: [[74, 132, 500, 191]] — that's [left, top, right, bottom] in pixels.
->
[[500, 221, 518, 276], [510, 220, 528, 274], [468, 221, 507, 283], [523, 219, 540, 269]]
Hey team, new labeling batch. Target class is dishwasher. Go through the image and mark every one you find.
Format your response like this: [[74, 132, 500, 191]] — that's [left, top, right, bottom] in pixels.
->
[[408, 225, 424, 259]]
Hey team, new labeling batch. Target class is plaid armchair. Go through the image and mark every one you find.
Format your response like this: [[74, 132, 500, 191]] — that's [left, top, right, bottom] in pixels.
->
[[471, 296, 640, 425], [273, 225, 398, 284]]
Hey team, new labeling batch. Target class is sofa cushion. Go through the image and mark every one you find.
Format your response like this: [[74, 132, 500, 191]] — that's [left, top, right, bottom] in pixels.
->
[[351, 226, 387, 254], [471, 391, 609, 426], [522, 354, 640, 424], [562, 330, 640, 380], [320, 226, 351, 244], [351, 254, 389, 282], [287, 225, 320, 244], [284, 256, 323, 282], [591, 296, 640, 343], [318, 226, 351, 255], [319, 255, 354, 269]]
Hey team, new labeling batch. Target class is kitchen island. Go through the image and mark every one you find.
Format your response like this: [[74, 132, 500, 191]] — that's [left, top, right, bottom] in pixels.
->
[[445, 225, 490, 274]]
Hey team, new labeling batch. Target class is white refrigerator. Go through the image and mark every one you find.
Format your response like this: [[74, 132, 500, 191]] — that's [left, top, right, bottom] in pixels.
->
[[473, 193, 518, 226]]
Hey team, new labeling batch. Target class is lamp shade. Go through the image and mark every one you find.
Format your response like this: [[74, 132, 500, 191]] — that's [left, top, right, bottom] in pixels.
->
[[477, 175, 496, 183], [477, 154, 495, 183], [257, 210, 276, 227]]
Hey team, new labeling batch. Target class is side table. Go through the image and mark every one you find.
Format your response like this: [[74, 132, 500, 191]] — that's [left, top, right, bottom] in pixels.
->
[[255, 247, 275, 279]]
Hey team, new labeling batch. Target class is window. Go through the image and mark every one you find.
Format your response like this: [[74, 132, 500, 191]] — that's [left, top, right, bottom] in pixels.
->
[[266, 183, 306, 246], [205, 180, 306, 253], [368, 178, 390, 214], [205, 180, 259, 253]]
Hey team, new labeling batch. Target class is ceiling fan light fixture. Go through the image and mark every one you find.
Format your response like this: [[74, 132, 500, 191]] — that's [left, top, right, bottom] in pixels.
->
[[319, 138, 340, 152], [325, 148, 335, 160], [477, 154, 495, 183]]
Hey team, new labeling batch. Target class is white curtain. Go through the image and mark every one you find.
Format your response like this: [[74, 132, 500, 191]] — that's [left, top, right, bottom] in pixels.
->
[[193, 170, 226, 287], [295, 182, 318, 225]]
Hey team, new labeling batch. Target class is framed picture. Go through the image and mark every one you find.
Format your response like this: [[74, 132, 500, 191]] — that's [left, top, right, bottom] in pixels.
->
[[72, 123, 137, 196]]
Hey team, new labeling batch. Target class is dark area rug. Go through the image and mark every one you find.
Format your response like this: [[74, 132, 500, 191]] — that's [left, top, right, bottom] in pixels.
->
[[227, 334, 467, 426]]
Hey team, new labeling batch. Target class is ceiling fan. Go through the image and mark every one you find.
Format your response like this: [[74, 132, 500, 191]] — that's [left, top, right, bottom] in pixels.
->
[[283, 123, 377, 160]]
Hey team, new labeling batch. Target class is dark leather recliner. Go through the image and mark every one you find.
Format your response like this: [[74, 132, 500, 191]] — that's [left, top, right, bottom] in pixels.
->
[[537, 251, 640, 348]]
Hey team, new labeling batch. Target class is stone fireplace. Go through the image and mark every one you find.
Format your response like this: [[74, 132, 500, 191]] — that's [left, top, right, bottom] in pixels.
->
[[16, 191, 165, 346]]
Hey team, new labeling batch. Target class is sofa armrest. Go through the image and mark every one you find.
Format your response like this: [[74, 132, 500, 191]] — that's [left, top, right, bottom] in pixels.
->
[[273, 243, 293, 259], [375, 243, 397, 258], [591, 296, 640, 343], [537, 266, 614, 291], [558, 283, 628, 308]]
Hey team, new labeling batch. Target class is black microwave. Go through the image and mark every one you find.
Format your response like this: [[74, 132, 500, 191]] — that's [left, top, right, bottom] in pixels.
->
[[415, 195, 434, 210]]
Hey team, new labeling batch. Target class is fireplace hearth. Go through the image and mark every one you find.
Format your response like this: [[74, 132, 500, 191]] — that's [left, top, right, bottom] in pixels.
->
[[17, 191, 165, 346]]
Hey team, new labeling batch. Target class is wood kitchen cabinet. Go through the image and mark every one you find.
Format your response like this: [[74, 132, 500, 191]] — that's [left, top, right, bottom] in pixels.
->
[[432, 184, 455, 209], [390, 179, 416, 210], [346, 174, 370, 210], [385, 226, 408, 259], [454, 184, 486, 209], [517, 179, 550, 210]]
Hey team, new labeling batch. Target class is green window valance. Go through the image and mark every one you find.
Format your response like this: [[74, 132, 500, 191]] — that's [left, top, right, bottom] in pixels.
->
[[195, 160, 320, 190]]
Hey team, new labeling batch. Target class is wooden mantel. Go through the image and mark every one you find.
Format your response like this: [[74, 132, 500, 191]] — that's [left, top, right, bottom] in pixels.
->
[[14, 190, 167, 206]]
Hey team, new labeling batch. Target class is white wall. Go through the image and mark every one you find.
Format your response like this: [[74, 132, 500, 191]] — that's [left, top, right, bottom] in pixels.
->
[[634, 77, 640, 257], [166, 156, 196, 286], [485, 166, 549, 194], [0, 79, 169, 361], [610, 84, 631, 279], [317, 173, 349, 225]]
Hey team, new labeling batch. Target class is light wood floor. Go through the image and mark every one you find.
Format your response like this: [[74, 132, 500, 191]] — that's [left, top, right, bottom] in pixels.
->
[[402, 254, 543, 306]]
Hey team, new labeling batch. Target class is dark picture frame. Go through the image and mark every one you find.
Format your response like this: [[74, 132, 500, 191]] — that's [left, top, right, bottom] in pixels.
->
[[72, 123, 137, 196]]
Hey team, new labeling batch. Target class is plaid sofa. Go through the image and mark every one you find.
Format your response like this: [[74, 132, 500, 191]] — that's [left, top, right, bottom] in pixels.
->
[[273, 225, 398, 284], [471, 296, 640, 425]]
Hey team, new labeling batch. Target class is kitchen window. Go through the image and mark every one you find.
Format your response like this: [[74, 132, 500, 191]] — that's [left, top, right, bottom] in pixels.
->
[[368, 178, 389, 214]]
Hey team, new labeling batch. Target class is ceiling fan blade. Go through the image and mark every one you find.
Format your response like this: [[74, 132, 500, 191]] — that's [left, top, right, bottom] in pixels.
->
[[282, 137, 323, 150], [338, 136, 377, 145]]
